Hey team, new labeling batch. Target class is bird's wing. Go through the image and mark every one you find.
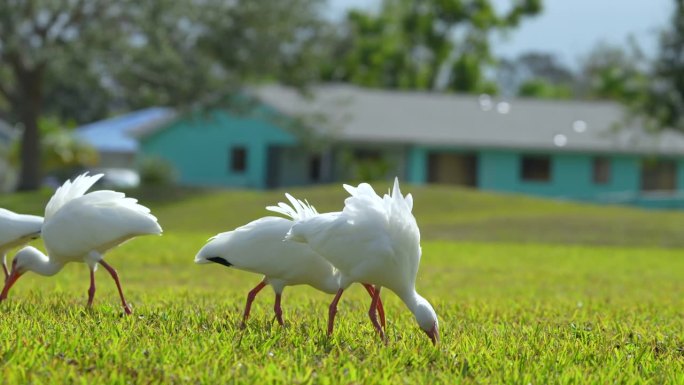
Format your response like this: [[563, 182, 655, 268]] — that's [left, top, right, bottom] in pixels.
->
[[266, 193, 318, 221], [405, 193, 413, 212], [43, 190, 161, 259], [44, 173, 104, 220], [384, 178, 421, 273], [196, 216, 337, 288], [0, 209, 43, 249], [342, 182, 389, 230]]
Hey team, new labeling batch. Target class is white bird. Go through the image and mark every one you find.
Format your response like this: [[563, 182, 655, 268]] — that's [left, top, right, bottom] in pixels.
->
[[0, 173, 162, 314], [0, 209, 43, 281], [286, 178, 439, 345], [195, 193, 385, 328]]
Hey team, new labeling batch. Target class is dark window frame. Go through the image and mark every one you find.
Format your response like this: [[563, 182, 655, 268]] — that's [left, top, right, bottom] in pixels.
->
[[592, 156, 611, 184], [520, 155, 552, 182], [309, 154, 322, 182], [640, 158, 677, 191], [229, 146, 247, 173]]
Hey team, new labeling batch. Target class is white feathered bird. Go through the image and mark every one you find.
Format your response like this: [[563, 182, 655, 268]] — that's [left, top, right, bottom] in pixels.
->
[[0, 173, 162, 314], [286, 178, 439, 344], [0, 209, 43, 281], [195, 193, 385, 328]]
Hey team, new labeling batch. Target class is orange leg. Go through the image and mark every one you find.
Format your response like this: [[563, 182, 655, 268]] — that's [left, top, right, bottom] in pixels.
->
[[327, 288, 344, 336], [99, 260, 132, 315], [87, 267, 96, 307], [241, 280, 267, 327], [368, 285, 386, 342], [362, 283, 386, 329]]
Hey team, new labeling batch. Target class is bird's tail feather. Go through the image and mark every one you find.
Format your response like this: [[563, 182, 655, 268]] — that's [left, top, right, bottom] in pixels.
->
[[266, 193, 318, 221]]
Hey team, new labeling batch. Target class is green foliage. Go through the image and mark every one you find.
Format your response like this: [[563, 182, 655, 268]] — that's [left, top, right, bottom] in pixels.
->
[[9, 117, 98, 174], [632, 0, 684, 131], [518, 78, 573, 99], [324, 0, 543, 92], [0, 0, 329, 190], [0, 186, 683, 383], [578, 41, 648, 104], [138, 157, 178, 187], [338, 150, 394, 183]]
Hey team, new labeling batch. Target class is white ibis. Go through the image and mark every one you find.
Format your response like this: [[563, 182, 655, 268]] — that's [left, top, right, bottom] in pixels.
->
[[195, 193, 385, 328], [286, 178, 439, 345], [0, 209, 43, 281], [0, 173, 162, 314]]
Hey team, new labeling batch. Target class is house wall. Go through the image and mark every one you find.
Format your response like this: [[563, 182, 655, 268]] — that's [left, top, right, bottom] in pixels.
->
[[274, 146, 318, 187], [478, 150, 640, 200], [140, 110, 297, 188], [407, 146, 684, 202]]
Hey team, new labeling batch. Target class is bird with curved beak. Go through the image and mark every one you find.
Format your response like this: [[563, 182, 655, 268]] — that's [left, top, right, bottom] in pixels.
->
[[286, 178, 439, 345], [195, 193, 386, 328], [0, 172, 162, 314]]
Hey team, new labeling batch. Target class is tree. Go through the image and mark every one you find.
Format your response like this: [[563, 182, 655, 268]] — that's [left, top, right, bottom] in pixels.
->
[[577, 40, 647, 103], [0, 0, 328, 190], [518, 79, 572, 99], [633, 0, 684, 131], [321, 0, 542, 93], [497, 51, 576, 98]]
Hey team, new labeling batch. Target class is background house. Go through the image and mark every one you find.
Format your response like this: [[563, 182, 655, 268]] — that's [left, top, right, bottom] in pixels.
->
[[131, 106, 321, 189], [75, 107, 176, 169], [255, 85, 684, 207], [99, 84, 684, 207]]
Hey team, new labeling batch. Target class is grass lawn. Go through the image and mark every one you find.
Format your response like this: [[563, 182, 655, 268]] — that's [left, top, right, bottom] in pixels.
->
[[0, 185, 683, 384]]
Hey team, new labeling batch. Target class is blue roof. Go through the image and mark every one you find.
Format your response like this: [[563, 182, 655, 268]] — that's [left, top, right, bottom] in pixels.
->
[[75, 107, 176, 152]]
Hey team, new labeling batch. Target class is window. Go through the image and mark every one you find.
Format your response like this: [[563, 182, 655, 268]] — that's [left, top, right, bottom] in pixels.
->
[[520, 155, 551, 182], [592, 157, 611, 184], [309, 154, 322, 181], [641, 159, 677, 191], [229, 146, 247, 173]]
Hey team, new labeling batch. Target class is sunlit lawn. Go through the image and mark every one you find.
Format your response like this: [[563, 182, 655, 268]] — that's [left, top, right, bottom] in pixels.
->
[[0, 185, 683, 383]]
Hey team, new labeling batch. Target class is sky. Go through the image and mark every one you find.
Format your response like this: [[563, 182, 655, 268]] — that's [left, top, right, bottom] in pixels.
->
[[327, 0, 674, 67]]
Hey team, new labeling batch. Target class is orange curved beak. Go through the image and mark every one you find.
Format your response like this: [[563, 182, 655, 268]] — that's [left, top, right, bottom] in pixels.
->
[[0, 270, 22, 301]]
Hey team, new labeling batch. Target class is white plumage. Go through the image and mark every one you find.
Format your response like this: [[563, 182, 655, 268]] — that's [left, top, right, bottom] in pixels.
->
[[195, 193, 385, 327], [0, 208, 43, 280], [0, 173, 162, 314], [286, 178, 439, 344]]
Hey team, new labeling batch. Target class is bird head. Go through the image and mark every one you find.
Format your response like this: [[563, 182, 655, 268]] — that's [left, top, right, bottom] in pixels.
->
[[194, 233, 233, 267], [0, 246, 44, 301], [413, 295, 440, 345]]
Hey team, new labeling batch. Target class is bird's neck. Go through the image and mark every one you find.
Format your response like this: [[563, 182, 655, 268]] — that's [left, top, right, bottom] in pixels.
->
[[399, 290, 424, 316], [29, 255, 64, 277]]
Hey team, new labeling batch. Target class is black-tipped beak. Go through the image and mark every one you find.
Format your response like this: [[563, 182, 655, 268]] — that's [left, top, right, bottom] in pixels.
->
[[424, 323, 439, 345]]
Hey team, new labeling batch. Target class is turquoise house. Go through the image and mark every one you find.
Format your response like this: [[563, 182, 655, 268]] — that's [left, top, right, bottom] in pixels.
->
[[132, 107, 323, 189], [132, 85, 684, 207]]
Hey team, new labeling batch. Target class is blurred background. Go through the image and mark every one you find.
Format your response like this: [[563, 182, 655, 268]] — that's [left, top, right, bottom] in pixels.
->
[[0, 0, 681, 209]]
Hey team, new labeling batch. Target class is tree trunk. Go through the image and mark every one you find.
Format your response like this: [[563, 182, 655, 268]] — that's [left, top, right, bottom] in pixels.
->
[[15, 68, 44, 191], [16, 107, 41, 191]]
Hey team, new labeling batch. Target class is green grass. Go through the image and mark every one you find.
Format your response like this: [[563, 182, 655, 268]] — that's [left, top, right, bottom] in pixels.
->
[[1, 185, 683, 383]]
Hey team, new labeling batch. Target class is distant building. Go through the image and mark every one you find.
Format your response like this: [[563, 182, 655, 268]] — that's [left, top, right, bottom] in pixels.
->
[[74, 107, 176, 169], [90, 85, 684, 207]]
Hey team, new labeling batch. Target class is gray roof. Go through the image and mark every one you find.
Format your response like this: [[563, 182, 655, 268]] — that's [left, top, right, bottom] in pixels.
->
[[254, 84, 684, 156]]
